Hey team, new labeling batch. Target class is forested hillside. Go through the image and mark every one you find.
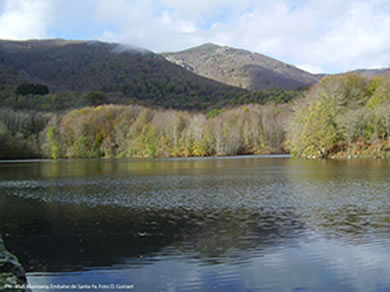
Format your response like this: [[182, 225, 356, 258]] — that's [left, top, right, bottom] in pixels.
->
[[288, 73, 390, 159], [2, 39, 390, 160], [2, 71, 390, 160], [0, 39, 248, 110], [0, 39, 300, 159]]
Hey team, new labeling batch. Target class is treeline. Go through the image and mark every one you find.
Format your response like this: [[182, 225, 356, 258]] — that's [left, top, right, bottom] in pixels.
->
[[0, 104, 289, 159], [0, 108, 53, 159], [231, 88, 300, 105], [0, 82, 299, 113], [4, 73, 390, 160], [0, 89, 117, 112], [288, 74, 390, 158], [15, 83, 49, 96], [42, 104, 287, 159]]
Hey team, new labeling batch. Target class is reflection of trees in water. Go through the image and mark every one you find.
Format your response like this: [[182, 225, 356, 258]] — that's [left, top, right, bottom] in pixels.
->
[[2, 158, 390, 273], [182, 208, 304, 264], [308, 204, 390, 243], [0, 197, 305, 272], [285, 158, 390, 243]]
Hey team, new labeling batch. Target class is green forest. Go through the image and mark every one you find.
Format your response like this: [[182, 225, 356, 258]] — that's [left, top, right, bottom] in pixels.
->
[[0, 103, 287, 159], [1, 73, 390, 159], [288, 74, 390, 159]]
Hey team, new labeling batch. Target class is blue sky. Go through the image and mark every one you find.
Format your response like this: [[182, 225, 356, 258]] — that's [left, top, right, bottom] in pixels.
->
[[0, 0, 389, 74]]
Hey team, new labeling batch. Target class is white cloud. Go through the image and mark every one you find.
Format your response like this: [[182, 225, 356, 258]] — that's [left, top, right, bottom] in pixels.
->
[[93, 0, 206, 52], [290, 0, 390, 72], [0, 0, 52, 40], [296, 64, 323, 74], [1, 0, 390, 73], [199, 0, 390, 73], [159, 0, 254, 24]]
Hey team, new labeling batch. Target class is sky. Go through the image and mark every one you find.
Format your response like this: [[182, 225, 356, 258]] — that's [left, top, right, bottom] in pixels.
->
[[0, 0, 389, 74]]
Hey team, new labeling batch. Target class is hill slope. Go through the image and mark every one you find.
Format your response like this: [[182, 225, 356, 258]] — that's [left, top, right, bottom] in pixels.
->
[[0, 39, 247, 110], [162, 43, 320, 90], [348, 68, 390, 78]]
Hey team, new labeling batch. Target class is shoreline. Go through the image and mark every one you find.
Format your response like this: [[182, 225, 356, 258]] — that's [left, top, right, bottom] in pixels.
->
[[0, 153, 291, 163]]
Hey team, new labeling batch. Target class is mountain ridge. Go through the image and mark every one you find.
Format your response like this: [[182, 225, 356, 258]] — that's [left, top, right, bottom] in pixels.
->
[[162, 43, 320, 90], [1, 38, 389, 112], [0, 39, 247, 110]]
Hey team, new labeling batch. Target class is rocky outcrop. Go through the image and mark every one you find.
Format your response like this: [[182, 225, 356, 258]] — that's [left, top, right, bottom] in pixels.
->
[[0, 235, 30, 292]]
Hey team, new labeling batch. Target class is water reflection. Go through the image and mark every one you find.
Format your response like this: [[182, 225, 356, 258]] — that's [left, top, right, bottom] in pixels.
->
[[0, 197, 305, 272], [285, 159, 390, 242], [1, 157, 390, 291]]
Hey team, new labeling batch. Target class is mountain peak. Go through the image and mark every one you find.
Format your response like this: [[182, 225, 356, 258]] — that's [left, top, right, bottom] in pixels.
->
[[195, 42, 221, 49], [163, 43, 221, 55], [162, 44, 320, 90]]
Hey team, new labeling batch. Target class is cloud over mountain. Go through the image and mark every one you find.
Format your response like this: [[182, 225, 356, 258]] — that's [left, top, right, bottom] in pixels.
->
[[1, 0, 390, 73]]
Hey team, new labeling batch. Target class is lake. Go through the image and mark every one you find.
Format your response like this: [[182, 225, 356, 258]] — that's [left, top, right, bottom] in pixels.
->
[[1, 156, 390, 291]]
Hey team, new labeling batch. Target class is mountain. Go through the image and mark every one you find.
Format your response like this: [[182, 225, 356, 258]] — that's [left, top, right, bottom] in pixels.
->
[[161, 43, 320, 90], [0, 39, 247, 110], [348, 68, 390, 78]]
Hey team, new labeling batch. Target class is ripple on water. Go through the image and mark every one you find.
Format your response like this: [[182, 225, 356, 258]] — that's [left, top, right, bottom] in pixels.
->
[[2, 159, 390, 291], [1, 173, 390, 241]]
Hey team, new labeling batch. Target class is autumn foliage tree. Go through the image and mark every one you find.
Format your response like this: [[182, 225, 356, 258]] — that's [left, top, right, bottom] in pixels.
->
[[40, 104, 288, 159], [288, 73, 390, 158]]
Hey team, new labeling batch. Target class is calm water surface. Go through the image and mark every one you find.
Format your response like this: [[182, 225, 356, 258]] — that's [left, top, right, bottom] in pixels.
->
[[1, 156, 390, 291]]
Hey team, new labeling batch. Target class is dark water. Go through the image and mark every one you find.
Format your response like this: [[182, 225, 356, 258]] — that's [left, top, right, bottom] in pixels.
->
[[1, 156, 390, 291]]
